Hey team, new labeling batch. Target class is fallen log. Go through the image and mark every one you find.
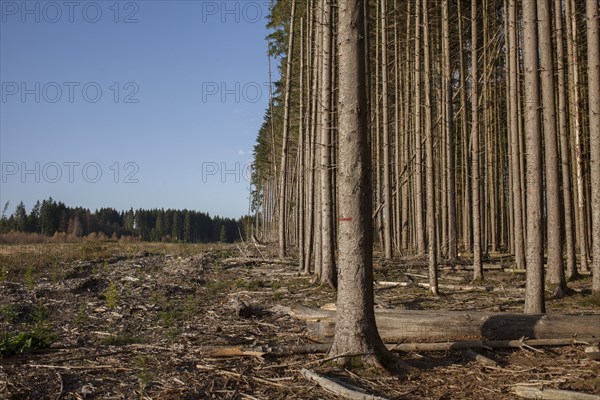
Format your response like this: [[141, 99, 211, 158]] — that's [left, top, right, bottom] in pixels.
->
[[387, 261, 504, 270], [462, 348, 498, 367], [206, 338, 598, 358], [301, 368, 389, 400], [376, 281, 496, 292], [513, 385, 600, 400], [439, 264, 505, 271], [585, 345, 600, 361], [382, 338, 598, 352], [220, 257, 298, 269], [289, 304, 600, 343]]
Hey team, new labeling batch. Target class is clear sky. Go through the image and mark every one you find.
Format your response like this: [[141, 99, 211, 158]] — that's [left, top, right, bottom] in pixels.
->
[[0, 0, 275, 218]]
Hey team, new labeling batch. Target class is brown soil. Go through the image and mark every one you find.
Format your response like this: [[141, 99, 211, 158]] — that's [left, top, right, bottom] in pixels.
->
[[1, 244, 599, 399]]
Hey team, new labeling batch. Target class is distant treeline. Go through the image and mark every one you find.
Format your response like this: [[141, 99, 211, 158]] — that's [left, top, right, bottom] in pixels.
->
[[0, 198, 250, 243]]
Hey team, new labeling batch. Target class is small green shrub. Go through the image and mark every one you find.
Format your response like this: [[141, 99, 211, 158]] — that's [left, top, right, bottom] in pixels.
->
[[104, 282, 119, 309], [204, 280, 230, 298], [0, 304, 16, 324], [24, 265, 35, 290], [0, 327, 57, 357], [0, 265, 8, 281], [235, 278, 267, 290], [158, 308, 180, 327], [183, 294, 199, 320], [165, 327, 179, 343], [134, 355, 153, 397], [33, 301, 50, 325], [75, 301, 88, 327], [49, 259, 61, 283], [272, 291, 284, 301]]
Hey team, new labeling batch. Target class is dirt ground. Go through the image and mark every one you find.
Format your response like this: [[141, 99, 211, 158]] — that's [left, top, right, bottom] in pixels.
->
[[1, 243, 599, 399]]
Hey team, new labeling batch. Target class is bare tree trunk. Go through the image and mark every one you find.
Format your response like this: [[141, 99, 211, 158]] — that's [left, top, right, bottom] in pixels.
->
[[566, 0, 590, 272], [518, 43, 528, 250], [401, 0, 412, 253], [374, 1, 384, 253], [523, 0, 546, 314], [266, 38, 278, 242], [305, 1, 319, 275], [304, 1, 318, 274], [393, 0, 402, 254], [414, 0, 425, 254], [472, 0, 483, 280], [380, 0, 393, 260], [299, 15, 306, 273], [538, 0, 567, 296], [443, 0, 458, 261], [329, 0, 395, 369], [278, 0, 297, 259], [320, 0, 336, 288], [504, 0, 514, 253], [423, 0, 438, 294], [314, 0, 324, 279], [553, 0, 577, 281], [458, 0, 471, 253], [509, 0, 525, 270], [482, 0, 491, 255], [587, 0, 600, 292]]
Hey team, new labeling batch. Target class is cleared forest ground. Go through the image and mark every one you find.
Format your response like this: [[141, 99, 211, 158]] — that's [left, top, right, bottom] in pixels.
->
[[1, 242, 599, 399]]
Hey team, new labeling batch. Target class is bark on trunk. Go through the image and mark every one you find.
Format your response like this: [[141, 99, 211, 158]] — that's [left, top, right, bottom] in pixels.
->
[[443, 0, 457, 262], [523, 0, 546, 314], [566, 0, 589, 273], [319, 0, 337, 288], [587, 0, 600, 292], [414, 0, 425, 254], [509, 0, 525, 271], [277, 0, 297, 259], [328, 0, 395, 369], [554, 0, 577, 281], [381, 0, 393, 260], [423, 0, 438, 294], [538, 0, 567, 295], [471, 0, 483, 280]]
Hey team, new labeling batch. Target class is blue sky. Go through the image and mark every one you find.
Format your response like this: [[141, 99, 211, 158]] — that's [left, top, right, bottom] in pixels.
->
[[0, 0, 275, 218]]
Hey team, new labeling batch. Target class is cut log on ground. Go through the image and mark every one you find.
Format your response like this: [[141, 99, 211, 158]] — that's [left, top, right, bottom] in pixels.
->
[[384, 261, 504, 270], [301, 368, 389, 400], [220, 257, 298, 269], [206, 338, 598, 357], [289, 304, 600, 343], [513, 385, 600, 399], [376, 281, 496, 292], [462, 348, 499, 367], [439, 264, 505, 271], [585, 345, 600, 360]]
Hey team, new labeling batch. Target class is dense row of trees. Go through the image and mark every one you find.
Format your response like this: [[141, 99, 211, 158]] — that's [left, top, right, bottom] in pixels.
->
[[250, 0, 598, 367], [0, 199, 246, 243], [251, 0, 599, 304]]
